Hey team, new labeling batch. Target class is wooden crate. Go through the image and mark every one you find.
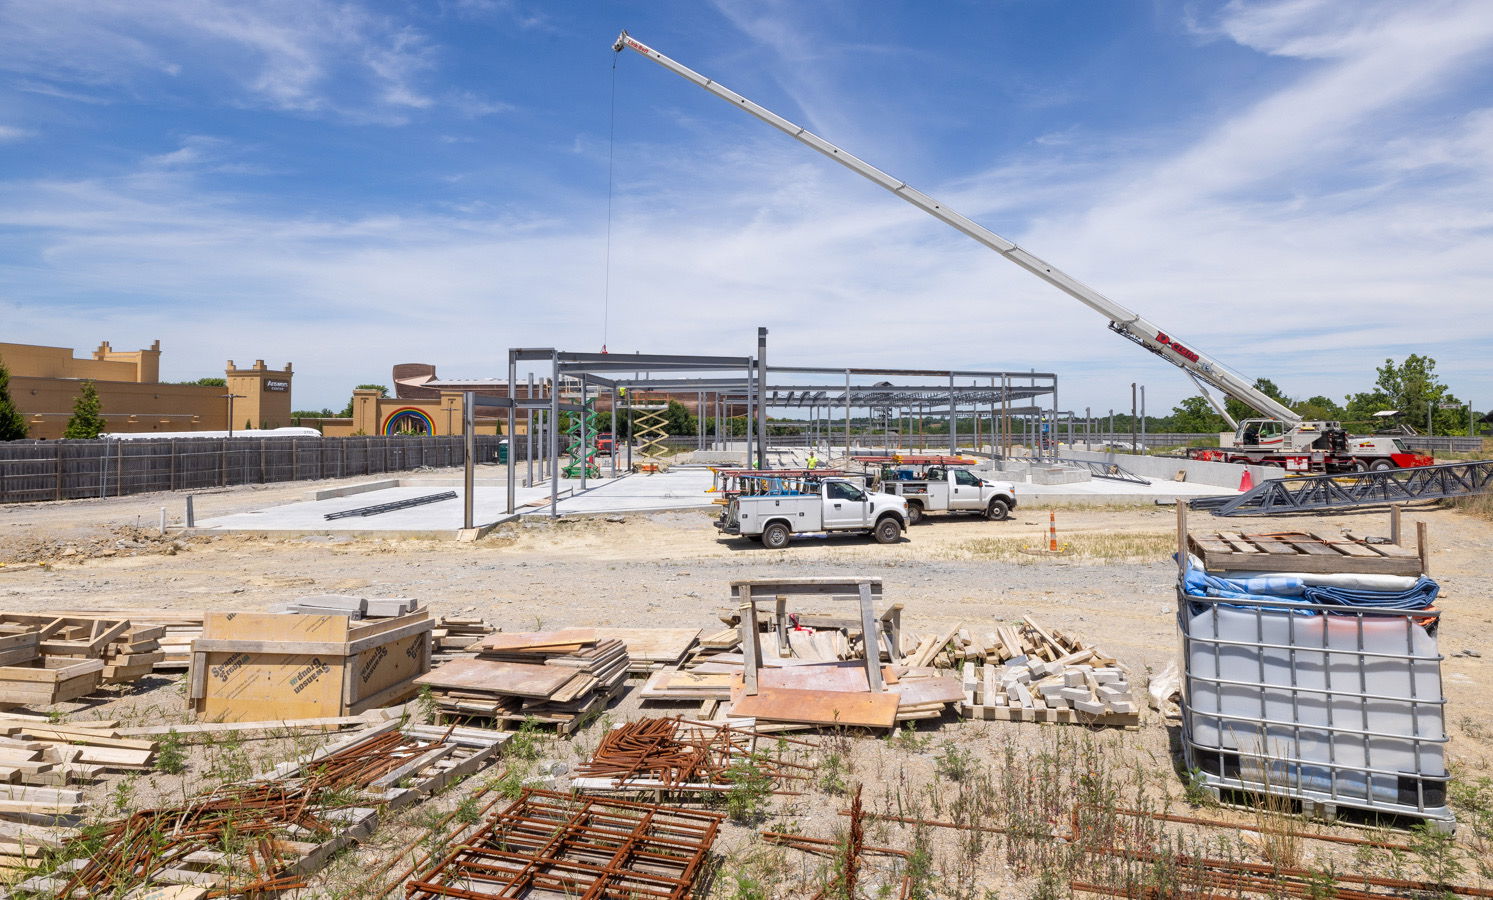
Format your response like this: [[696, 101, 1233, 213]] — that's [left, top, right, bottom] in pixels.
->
[[0, 658, 105, 706], [188, 610, 432, 722], [1186, 529, 1424, 576]]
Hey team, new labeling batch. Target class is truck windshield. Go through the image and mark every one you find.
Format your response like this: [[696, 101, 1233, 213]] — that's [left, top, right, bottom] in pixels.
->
[[826, 482, 866, 502]]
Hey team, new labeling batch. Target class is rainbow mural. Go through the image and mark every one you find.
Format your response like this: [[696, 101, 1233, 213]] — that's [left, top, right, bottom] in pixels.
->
[[382, 407, 436, 435]]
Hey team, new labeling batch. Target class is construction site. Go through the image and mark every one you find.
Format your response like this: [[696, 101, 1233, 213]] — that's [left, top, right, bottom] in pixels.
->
[[2, 19, 1493, 900]]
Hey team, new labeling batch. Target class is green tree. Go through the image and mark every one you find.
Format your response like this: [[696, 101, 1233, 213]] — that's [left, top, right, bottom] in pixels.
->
[[340, 384, 389, 418], [1225, 377, 1293, 423], [0, 355, 28, 440], [172, 377, 226, 387], [663, 399, 696, 436], [1349, 355, 1462, 434], [1168, 396, 1227, 433], [63, 380, 106, 439], [1295, 395, 1345, 421]]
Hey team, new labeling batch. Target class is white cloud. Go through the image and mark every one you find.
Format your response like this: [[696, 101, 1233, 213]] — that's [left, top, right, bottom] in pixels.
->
[[0, 0, 438, 123], [0, 125, 34, 142]]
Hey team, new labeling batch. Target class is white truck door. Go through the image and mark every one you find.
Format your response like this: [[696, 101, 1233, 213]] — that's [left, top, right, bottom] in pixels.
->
[[950, 468, 984, 510], [822, 481, 870, 530]]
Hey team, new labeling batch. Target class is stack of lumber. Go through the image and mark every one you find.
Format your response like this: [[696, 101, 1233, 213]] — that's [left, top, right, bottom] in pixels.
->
[[96, 624, 166, 685], [415, 628, 629, 734], [591, 627, 702, 673], [52, 611, 205, 672], [955, 616, 1138, 726], [432, 616, 495, 660], [0, 822, 74, 872], [0, 717, 155, 787]]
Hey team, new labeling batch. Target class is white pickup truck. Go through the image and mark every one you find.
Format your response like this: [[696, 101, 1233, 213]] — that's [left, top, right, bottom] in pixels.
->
[[877, 466, 1017, 524], [715, 477, 909, 549]]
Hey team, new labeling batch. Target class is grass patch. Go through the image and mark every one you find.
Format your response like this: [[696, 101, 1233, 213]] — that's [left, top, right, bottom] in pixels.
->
[[935, 530, 1177, 563], [1453, 491, 1493, 522]]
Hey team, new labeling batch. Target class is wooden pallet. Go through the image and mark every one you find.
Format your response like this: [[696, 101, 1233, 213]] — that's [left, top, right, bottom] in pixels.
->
[[1187, 529, 1423, 576]]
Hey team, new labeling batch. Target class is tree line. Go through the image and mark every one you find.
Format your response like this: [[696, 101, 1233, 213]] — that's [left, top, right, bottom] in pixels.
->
[[1166, 355, 1482, 436]]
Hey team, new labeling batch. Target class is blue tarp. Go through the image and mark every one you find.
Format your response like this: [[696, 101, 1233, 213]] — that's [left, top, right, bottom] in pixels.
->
[[1181, 564, 1438, 613]]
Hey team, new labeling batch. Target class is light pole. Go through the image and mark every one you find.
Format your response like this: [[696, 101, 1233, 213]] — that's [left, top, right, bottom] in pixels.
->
[[222, 393, 246, 437]]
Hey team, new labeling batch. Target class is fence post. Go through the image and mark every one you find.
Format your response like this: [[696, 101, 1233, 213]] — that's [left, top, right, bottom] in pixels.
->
[[56, 443, 64, 502]]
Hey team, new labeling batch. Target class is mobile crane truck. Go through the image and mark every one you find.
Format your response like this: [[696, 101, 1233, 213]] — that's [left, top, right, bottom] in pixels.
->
[[611, 32, 1437, 475]]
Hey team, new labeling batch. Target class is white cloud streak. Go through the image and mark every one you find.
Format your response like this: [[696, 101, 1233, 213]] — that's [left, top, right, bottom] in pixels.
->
[[0, 0, 442, 123]]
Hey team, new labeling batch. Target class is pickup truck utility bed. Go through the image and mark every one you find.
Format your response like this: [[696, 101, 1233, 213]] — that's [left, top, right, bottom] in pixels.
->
[[716, 476, 908, 549]]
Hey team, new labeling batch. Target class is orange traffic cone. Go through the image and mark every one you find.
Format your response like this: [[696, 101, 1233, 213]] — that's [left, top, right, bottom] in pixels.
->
[[1048, 509, 1059, 552], [1239, 469, 1254, 492]]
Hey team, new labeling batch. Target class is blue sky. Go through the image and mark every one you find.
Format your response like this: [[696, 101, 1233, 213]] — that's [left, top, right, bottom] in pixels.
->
[[2, 0, 1491, 415]]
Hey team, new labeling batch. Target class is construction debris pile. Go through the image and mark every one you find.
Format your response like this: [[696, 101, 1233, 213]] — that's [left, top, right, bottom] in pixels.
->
[[416, 628, 629, 733], [956, 616, 1138, 725]]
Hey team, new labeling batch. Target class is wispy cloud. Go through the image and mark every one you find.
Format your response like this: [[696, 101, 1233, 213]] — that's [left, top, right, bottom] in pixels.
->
[[0, 125, 34, 142], [0, 0, 439, 123]]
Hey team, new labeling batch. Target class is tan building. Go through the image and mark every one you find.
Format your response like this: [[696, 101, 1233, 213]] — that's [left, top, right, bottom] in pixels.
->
[[0, 340, 293, 440], [314, 389, 505, 437]]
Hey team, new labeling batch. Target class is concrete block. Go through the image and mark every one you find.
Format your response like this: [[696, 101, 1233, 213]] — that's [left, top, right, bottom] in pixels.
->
[[1030, 465, 1092, 486]]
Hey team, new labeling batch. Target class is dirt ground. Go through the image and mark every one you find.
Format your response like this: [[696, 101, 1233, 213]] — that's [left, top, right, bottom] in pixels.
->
[[1, 468, 1490, 897]]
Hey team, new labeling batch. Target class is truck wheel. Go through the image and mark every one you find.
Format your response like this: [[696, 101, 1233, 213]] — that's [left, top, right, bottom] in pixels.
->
[[761, 522, 791, 549], [986, 499, 1010, 521], [1369, 459, 1395, 471], [906, 502, 924, 525], [873, 517, 902, 544], [1349, 459, 1369, 473]]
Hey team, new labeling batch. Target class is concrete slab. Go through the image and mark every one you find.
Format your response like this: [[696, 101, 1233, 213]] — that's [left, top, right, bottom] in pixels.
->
[[191, 468, 721, 537], [188, 461, 1229, 537]]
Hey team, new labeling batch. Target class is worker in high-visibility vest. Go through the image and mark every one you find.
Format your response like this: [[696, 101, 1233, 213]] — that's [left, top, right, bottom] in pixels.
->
[[806, 452, 819, 470]]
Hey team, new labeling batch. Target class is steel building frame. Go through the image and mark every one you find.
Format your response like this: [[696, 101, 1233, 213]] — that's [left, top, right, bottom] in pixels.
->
[[502, 331, 1059, 517]]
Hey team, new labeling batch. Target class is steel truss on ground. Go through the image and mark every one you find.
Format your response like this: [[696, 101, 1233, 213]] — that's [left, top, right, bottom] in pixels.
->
[[1041, 456, 1150, 485], [1189, 459, 1493, 516]]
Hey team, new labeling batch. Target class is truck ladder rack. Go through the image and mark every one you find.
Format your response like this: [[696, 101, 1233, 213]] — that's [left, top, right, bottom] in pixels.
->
[[1040, 457, 1151, 485], [324, 491, 458, 520], [1188, 460, 1493, 516]]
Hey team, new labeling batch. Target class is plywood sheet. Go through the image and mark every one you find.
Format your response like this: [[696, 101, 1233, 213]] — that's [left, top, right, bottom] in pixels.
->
[[755, 663, 870, 694], [415, 658, 574, 699], [729, 687, 898, 728], [590, 627, 701, 663], [204, 612, 352, 642], [475, 628, 596, 653]]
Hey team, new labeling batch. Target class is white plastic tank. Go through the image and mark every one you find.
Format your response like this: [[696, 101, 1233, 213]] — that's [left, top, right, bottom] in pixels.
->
[[1183, 599, 1446, 807]]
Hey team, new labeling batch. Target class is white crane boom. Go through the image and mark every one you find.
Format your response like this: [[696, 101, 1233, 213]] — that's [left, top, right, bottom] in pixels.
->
[[613, 31, 1302, 425]]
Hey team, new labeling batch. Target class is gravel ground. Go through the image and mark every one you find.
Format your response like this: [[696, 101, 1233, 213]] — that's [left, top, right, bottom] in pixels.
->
[[1, 468, 1490, 896]]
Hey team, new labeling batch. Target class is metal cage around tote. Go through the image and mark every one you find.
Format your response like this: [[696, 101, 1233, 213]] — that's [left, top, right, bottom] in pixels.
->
[[1177, 586, 1451, 826]]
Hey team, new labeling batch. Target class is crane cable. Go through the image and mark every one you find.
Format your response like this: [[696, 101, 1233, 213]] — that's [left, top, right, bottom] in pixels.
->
[[602, 52, 619, 354]]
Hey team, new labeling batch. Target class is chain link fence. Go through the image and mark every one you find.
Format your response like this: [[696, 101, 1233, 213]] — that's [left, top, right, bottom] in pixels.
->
[[0, 435, 507, 504]]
